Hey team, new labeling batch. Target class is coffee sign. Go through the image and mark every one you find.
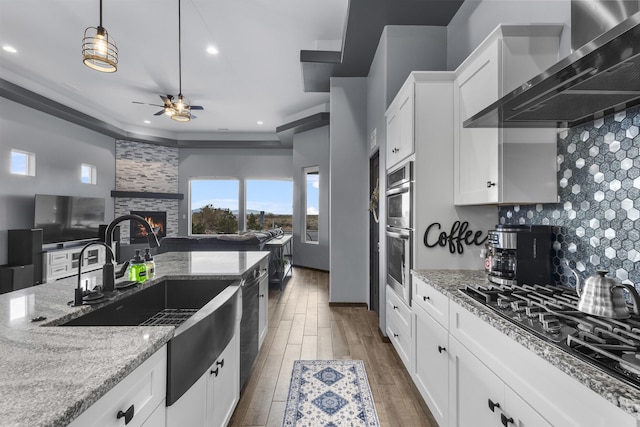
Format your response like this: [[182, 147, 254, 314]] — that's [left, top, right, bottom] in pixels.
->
[[423, 221, 487, 254]]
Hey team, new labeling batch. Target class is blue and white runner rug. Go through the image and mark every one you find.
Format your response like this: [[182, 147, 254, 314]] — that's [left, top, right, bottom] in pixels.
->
[[282, 359, 380, 427]]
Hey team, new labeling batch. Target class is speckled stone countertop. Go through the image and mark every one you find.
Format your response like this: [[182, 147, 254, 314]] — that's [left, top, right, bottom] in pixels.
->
[[0, 250, 268, 427], [412, 269, 640, 420]]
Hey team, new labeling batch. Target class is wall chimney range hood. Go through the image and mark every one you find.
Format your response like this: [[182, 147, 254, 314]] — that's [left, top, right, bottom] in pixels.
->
[[464, 11, 640, 129]]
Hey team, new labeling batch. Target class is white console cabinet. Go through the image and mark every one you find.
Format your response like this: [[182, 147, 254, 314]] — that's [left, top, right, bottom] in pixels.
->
[[166, 329, 239, 427], [454, 25, 563, 205], [67, 345, 167, 427], [43, 245, 105, 282]]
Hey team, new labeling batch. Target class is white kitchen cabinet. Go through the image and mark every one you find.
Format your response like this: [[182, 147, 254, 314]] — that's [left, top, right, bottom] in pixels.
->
[[68, 345, 167, 427], [386, 285, 414, 373], [258, 272, 268, 349], [141, 401, 167, 427], [207, 329, 240, 427], [413, 303, 449, 427], [449, 299, 637, 427], [454, 25, 563, 205], [385, 82, 414, 170], [448, 337, 551, 427], [166, 331, 239, 427]]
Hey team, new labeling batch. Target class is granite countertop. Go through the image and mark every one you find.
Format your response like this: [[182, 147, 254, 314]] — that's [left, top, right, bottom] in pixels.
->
[[412, 269, 640, 420], [0, 250, 269, 427]]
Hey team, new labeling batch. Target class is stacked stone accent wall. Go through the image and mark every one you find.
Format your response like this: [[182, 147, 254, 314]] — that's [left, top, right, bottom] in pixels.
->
[[114, 140, 180, 243]]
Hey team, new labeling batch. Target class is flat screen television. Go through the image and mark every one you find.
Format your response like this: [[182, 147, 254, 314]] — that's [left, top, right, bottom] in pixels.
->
[[34, 194, 106, 244]]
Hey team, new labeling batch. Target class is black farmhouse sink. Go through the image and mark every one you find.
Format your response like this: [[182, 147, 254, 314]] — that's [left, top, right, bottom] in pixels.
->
[[60, 278, 242, 405]]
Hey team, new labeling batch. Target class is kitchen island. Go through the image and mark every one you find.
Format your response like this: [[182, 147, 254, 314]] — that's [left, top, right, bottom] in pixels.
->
[[411, 269, 640, 426], [0, 251, 268, 427]]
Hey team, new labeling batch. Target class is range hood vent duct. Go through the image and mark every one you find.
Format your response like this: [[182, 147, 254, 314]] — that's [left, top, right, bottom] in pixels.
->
[[465, 9, 640, 129]]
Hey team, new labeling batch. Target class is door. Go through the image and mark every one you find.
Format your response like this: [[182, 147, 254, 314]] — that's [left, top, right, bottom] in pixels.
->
[[369, 151, 379, 313], [449, 337, 503, 427]]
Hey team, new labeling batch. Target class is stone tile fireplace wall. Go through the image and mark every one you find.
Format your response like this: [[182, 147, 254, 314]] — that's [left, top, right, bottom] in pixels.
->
[[114, 140, 179, 244], [498, 106, 640, 289]]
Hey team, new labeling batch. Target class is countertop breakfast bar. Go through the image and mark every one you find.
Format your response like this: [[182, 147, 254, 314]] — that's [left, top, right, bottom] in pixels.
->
[[0, 251, 268, 427]]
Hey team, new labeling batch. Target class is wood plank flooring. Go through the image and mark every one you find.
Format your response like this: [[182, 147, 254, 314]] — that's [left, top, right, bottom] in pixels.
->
[[229, 267, 437, 427]]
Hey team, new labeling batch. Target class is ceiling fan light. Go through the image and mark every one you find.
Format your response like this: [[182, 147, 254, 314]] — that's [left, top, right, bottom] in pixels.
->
[[171, 110, 191, 122], [82, 25, 118, 72]]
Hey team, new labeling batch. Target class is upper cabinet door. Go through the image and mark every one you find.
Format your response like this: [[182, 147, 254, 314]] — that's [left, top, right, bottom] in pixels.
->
[[454, 25, 562, 206], [386, 83, 415, 170]]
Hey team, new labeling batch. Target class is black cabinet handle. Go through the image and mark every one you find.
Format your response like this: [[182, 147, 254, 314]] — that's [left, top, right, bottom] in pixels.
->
[[210, 367, 219, 377], [423, 295, 430, 301], [216, 359, 224, 368], [259, 293, 265, 298], [116, 404, 134, 425], [393, 305, 398, 310], [393, 333, 399, 338], [501, 413, 514, 426], [438, 346, 446, 353], [486, 181, 496, 188], [488, 399, 500, 412]]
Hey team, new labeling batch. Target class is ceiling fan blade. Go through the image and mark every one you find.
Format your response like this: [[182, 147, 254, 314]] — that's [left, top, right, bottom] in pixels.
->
[[190, 114, 197, 119], [160, 95, 172, 105], [190, 105, 204, 110], [154, 110, 165, 116], [132, 101, 165, 107]]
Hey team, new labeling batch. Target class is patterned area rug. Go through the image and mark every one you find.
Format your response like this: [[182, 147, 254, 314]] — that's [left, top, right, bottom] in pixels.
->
[[282, 359, 380, 427]]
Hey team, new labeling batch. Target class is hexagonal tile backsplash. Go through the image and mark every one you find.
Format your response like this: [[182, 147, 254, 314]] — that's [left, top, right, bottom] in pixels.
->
[[498, 106, 640, 288]]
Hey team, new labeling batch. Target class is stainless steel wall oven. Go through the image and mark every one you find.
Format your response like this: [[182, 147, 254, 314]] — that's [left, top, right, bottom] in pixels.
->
[[386, 161, 413, 306]]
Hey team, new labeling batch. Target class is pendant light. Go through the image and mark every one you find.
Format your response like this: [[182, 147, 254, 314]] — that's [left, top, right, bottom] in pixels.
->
[[171, 0, 191, 122], [82, 0, 118, 72]]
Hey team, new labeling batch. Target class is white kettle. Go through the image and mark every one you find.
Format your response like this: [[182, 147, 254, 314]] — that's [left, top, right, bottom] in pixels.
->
[[571, 269, 640, 319]]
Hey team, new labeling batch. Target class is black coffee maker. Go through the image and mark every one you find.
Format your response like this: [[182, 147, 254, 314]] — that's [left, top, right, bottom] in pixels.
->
[[485, 224, 553, 286]]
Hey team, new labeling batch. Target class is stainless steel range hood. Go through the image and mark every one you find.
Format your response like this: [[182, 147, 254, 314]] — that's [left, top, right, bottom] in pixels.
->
[[464, 9, 640, 129]]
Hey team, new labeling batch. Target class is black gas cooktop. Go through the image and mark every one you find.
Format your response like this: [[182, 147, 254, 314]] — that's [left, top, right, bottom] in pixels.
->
[[460, 283, 640, 390]]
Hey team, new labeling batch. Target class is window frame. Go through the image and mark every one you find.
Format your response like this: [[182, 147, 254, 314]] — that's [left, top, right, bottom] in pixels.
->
[[303, 166, 320, 245], [10, 149, 36, 176]]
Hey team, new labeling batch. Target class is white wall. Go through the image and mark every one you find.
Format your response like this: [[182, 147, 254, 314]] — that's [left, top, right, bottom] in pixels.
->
[[447, 0, 572, 70], [330, 77, 369, 303], [177, 148, 293, 235], [367, 26, 448, 328], [0, 98, 115, 265], [292, 126, 330, 270]]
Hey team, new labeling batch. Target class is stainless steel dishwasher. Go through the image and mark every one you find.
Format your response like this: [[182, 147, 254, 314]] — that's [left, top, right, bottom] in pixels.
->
[[240, 261, 268, 389]]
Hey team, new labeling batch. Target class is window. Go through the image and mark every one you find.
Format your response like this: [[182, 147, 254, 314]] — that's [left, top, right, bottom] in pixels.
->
[[304, 166, 319, 243], [10, 149, 35, 176], [190, 179, 239, 234], [81, 163, 97, 184], [246, 179, 293, 231]]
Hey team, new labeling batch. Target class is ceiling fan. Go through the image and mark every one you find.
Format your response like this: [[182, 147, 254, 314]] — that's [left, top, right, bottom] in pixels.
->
[[133, 95, 203, 118], [132, 0, 203, 122]]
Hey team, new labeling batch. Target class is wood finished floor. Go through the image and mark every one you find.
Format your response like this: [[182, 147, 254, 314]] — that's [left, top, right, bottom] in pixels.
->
[[229, 267, 436, 427]]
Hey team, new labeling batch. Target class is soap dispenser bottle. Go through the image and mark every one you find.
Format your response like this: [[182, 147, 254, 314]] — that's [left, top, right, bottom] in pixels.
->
[[129, 249, 147, 283], [144, 248, 155, 280]]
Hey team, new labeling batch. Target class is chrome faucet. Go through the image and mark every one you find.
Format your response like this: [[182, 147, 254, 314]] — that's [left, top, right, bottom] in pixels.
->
[[74, 241, 115, 306], [103, 214, 160, 293]]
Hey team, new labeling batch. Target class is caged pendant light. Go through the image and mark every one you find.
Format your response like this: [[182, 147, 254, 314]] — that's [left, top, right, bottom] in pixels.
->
[[82, 0, 118, 73]]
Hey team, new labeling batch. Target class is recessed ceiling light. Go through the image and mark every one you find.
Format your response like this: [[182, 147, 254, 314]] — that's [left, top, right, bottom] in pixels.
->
[[3, 45, 17, 53], [143, 120, 151, 124], [206, 46, 219, 55], [257, 120, 264, 125]]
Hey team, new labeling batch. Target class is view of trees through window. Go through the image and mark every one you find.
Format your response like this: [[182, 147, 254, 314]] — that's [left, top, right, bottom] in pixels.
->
[[190, 178, 293, 234], [246, 179, 293, 231], [191, 179, 239, 234]]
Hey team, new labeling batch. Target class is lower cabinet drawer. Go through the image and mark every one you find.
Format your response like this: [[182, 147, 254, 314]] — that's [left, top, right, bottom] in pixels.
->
[[387, 313, 414, 372], [68, 345, 167, 427], [387, 285, 411, 332], [412, 274, 449, 328]]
